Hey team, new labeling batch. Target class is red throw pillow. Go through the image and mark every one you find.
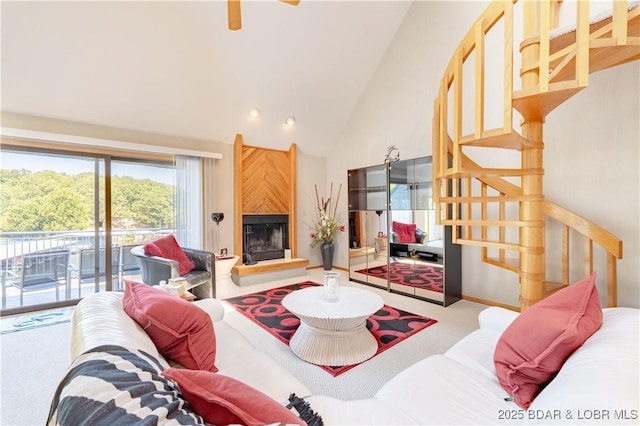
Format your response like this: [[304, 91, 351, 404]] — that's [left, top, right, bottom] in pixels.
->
[[161, 368, 304, 426], [144, 234, 195, 276], [494, 272, 602, 409], [392, 221, 417, 243], [123, 280, 217, 372]]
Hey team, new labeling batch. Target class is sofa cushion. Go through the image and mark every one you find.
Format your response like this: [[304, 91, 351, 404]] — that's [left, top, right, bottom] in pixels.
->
[[214, 348, 313, 404], [392, 221, 417, 243], [192, 298, 225, 322], [527, 308, 639, 420], [123, 280, 217, 372], [494, 272, 602, 409], [376, 354, 516, 424], [162, 368, 304, 426], [144, 234, 195, 275], [48, 345, 206, 425], [445, 328, 502, 381]]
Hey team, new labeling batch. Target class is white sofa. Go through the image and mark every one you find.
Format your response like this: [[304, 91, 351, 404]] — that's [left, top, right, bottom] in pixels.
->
[[49, 292, 639, 425]]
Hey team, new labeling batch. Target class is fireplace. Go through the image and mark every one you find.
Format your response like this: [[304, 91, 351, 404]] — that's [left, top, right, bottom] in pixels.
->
[[242, 214, 289, 263]]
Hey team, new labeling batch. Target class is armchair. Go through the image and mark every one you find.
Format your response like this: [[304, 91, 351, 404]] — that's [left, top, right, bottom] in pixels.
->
[[129, 246, 216, 299]]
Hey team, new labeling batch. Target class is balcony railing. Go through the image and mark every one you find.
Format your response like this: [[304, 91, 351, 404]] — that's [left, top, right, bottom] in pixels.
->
[[1, 228, 174, 311]]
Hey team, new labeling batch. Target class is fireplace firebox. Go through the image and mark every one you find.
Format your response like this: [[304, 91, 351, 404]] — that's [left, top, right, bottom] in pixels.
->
[[242, 214, 289, 263]]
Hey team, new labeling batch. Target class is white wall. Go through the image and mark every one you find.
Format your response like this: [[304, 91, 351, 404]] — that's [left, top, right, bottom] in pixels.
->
[[544, 61, 639, 308], [330, 1, 639, 308], [296, 151, 327, 266]]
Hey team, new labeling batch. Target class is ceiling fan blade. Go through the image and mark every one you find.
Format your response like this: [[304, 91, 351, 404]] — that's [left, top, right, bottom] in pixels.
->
[[279, 0, 300, 5], [228, 0, 242, 31]]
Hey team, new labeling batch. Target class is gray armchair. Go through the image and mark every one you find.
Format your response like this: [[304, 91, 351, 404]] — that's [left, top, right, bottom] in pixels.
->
[[129, 246, 216, 299]]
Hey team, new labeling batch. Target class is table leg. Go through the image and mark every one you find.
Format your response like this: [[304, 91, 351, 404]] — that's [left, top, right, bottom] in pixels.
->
[[289, 320, 378, 366]]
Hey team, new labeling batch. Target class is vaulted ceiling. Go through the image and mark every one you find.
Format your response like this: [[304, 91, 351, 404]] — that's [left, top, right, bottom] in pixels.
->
[[1, 1, 412, 157]]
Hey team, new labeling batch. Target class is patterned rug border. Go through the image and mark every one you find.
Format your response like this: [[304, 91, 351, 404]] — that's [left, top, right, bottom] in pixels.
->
[[223, 281, 437, 376], [355, 261, 444, 293]]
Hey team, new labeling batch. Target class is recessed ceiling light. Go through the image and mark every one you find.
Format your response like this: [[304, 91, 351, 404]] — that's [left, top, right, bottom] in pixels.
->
[[285, 116, 296, 126], [249, 108, 260, 118]]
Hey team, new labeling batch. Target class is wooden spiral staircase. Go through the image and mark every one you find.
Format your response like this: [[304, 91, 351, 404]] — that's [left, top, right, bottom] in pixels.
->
[[433, 0, 638, 311]]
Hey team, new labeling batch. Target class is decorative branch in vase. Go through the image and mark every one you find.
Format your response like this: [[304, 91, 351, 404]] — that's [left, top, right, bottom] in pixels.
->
[[310, 183, 345, 270]]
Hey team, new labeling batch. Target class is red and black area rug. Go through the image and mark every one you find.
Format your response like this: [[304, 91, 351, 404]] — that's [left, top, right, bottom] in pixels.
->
[[223, 281, 437, 377], [355, 262, 444, 293]]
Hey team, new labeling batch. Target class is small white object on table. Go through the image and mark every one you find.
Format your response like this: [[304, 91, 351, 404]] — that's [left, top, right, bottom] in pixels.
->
[[282, 286, 384, 366]]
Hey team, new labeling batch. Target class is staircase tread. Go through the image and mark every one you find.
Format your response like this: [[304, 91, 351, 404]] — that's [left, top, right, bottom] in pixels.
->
[[459, 128, 541, 150]]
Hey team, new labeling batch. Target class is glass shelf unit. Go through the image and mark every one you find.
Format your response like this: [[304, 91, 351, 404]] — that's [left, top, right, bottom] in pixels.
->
[[348, 156, 461, 306]]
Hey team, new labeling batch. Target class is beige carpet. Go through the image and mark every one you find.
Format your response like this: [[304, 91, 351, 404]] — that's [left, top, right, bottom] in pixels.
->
[[0, 270, 488, 425], [1, 320, 72, 426]]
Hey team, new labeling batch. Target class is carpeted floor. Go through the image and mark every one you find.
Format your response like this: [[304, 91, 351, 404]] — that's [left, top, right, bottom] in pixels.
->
[[1, 319, 71, 426], [355, 261, 444, 293], [224, 281, 437, 376]]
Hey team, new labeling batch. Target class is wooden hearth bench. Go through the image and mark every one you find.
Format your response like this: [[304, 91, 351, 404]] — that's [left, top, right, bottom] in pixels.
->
[[231, 258, 309, 287]]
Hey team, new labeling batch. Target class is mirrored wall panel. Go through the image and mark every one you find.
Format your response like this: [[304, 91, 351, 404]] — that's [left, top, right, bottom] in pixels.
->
[[348, 156, 461, 306], [347, 165, 388, 289]]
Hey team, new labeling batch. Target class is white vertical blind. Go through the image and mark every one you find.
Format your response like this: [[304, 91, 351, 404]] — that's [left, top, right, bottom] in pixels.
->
[[202, 158, 217, 254], [175, 155, 203, 249]]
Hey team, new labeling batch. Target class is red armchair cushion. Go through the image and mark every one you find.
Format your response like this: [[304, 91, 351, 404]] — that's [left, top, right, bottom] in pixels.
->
[[494, 272, 602, 409], [161, 368, 304, 426], [392, 221, 417, 243], [144, 234, 195, 275], [123, 280, 217, 372]]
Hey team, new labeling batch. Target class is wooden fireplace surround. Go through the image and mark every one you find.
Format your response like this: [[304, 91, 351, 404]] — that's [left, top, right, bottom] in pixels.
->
[[233, 133, 299, 261]]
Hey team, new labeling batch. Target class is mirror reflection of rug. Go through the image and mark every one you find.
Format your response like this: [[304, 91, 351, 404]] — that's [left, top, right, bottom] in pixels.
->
[[1, 306, 75, 334], [224, 281, 437, 376], [355, 262, 444, 293]]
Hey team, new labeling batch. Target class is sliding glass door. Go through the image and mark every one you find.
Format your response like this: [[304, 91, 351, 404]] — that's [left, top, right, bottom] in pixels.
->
[[0, 146, 176, 315], [0, 148, 106, 313], [111, 159, 176, 287]]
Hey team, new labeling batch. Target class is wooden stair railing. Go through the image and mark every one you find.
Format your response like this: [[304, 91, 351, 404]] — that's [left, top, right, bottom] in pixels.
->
[[433, 0, 636, 310], [437, 132, 624, 308], [513, 0, 640, 121], [543, 200, 623, 308]]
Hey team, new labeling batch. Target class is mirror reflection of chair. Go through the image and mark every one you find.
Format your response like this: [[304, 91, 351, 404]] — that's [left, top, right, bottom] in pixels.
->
[[10, 250, 71, 306], [77, 247, 120, 297]]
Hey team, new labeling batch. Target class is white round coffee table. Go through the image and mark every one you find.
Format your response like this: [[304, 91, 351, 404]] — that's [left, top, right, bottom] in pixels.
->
[[281, 286, 384, 366]]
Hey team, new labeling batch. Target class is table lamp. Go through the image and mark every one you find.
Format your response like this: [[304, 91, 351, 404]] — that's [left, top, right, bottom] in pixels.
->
[[211, 212, 224, 254]]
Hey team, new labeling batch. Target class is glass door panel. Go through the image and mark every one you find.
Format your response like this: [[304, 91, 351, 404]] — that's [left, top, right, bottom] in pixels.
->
[[347, 168, 366, 211], [348, 164, 389, 289], [74, 158, 109, 299], [389, 157, 444, 302], [1, 148, 178, 314], [366, 165, 387, 211], [348, 211, 371, 283], [364, 210, 387, 289], [0, 149, 104, 313], [111, 159, 176, 288]]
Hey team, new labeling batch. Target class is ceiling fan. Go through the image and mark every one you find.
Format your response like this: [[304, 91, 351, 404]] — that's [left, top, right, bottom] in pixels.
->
[[227, 0, 300, 31]]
